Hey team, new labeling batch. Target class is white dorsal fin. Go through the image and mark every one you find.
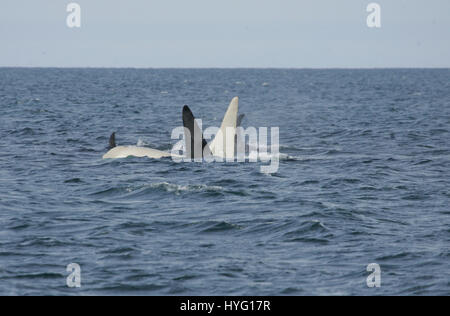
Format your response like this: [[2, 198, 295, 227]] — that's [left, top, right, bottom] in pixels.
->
[[209, 97, 239, 158]]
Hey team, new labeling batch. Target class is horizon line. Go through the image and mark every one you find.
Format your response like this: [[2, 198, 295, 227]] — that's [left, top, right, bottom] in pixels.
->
[[1, 66, 449, 70]]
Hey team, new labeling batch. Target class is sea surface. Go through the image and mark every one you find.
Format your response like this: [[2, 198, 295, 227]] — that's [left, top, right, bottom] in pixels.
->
[[0, 68, 449, 295]]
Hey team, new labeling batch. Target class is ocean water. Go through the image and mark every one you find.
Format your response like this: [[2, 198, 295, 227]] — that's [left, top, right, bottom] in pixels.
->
[[0, 68, 449, 295]]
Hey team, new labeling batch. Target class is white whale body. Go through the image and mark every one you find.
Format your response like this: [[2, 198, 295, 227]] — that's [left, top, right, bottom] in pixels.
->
[[102, 146, 178, 159], [102, 97, 240, 160]]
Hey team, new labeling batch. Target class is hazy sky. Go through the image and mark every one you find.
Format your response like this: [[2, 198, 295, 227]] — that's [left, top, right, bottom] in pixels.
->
[[1, 0, 449, 67]]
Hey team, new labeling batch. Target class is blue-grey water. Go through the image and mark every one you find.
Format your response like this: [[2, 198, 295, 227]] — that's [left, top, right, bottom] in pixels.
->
[[0, 68, 449, 295]]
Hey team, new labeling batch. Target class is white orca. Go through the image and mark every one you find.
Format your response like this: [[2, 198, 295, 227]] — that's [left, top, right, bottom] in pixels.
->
[[102, 97, 240, 160], [102, 144, 176, 159], [208, 97, 239, 159]]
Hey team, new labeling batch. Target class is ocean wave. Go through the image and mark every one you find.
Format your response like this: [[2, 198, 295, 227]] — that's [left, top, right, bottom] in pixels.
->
[[198, 221, 242, 233], [281, 220, 332, 243], [239, 219, 332, 244], [90, 182, 224, 199]]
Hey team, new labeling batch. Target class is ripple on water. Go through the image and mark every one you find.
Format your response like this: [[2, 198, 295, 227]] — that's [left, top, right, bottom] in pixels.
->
[[281, 220, 332, 244], [198, 221, 242, 234], [89, 182, 224, 200]]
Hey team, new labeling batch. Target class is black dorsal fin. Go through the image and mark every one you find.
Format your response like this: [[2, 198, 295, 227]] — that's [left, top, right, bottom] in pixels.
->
[[108, 132, 116, 149], [182, 105, 210, 159]]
